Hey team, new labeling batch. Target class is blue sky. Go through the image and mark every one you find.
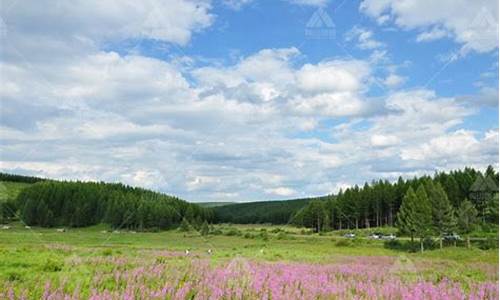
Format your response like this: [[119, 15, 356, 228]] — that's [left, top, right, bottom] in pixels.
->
[[0, 0, 498, 202]]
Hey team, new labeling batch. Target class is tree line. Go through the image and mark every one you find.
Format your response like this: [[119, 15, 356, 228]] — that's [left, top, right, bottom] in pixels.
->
[[213, 198, 319, 224], [0, 172, 46, 184], [16, 180, 214, 230], [291, 166, 499, 240]]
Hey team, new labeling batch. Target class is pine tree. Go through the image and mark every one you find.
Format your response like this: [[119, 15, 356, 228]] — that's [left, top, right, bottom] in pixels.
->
[[396, 187, 418, 243], [414, 185, 432, 252], [200, 221, 209, 236], [457, 199, 478, 249], [179, 218, 191, 232], [426, 181, 456, 249]]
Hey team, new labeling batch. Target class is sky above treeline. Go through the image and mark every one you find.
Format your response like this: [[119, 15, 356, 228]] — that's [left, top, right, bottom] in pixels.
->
[[0, 0, 498, 202]]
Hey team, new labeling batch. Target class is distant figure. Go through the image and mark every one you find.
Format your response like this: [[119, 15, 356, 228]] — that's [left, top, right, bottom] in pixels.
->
[[207, 249, 212, 255], [185, 249, 190, 256]]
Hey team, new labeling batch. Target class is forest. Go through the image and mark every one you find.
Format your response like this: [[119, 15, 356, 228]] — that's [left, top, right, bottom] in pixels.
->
[[0, 167, 498, 235], [8, 180, 213, 230], [291, 166, 499, 238], [213, 197, 320, 224]]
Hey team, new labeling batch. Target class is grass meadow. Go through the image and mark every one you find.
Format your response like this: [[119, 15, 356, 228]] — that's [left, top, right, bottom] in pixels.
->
[[0, 223, 498, 299]]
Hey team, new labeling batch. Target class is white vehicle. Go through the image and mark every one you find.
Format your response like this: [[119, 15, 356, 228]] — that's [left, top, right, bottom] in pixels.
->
[[343, 233, 356, 238], [381, 234, 396, 240]]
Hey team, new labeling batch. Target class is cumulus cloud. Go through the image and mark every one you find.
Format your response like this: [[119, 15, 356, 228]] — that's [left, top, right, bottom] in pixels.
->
[[360, 0, 499, 54], [1, 0, 213, 48], [0, 1, 497, 201], [222, 0, 253, 10], [286, 0, 330, 7], [345, 26, 385, 50]]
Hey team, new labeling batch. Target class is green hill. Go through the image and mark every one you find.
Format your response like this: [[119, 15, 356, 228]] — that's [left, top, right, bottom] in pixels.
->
[[197, 202, 236, 208], [213, 197, 330, 224]]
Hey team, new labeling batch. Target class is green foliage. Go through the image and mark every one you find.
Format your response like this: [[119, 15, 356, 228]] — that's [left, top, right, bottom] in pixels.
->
[[426, 181, 456, 247], [179, 218, 191, 232], [396, 187, 419, 240], [16, 180, 213, 230], [457, 199, 479, 235], [200, 221, 209, 236], [214, 198, 315, 224], [290, 167, 497, 235]]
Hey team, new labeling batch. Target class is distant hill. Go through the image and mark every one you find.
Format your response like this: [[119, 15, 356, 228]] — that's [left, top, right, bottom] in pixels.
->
[[213, 197, 330, 224], [0, 173, 213, 229], [197, 202, 235, 208]]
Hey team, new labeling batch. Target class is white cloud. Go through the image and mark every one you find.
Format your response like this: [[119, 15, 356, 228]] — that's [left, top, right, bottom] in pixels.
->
[[400, 130, 498, 166], [416, 27, 450, 42], [0, 1, 497, 201], [1, 0, 214, 47], [360, 0, 499, 54], [265, 187, 296, 197], [222, 0, 253, 10], [286, 0, 329, 7], [370, 134, 399, 147], [297, 60, 370, 93], [383, 73, 406, 88], [345, 26, 385, 49]]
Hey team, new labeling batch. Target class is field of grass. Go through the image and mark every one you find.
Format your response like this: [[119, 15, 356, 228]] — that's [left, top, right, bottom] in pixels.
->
[[0, 222, 498, 299]]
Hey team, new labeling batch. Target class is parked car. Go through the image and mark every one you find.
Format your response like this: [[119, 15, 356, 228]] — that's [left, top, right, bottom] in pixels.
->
[[381, 234, 396, 240], [443, 233, 461, 241], [343, 233, 356, 238], [369, 233, 381, 239]]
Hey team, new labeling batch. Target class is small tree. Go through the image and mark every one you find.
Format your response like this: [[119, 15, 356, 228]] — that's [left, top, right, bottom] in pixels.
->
[[414, 185, 432, 253], [426, 181, 456, 249], [200, 221, 209, 236], [457, 199, 478, 249], [396, 187, 418, 244], [179, 218, 191, 232]]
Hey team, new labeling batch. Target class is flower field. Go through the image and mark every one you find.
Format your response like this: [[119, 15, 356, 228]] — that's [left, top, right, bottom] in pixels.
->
[[2, 252, 498, 300], [0, 225, 498, 300]]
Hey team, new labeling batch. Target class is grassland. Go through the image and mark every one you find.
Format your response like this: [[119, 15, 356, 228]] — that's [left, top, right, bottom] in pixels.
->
[[0, 222, 498, 299]]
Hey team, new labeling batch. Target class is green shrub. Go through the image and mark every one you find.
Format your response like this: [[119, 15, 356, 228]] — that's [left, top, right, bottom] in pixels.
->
[[477, 239, 499, 250], [42, 259, 63, 272], [6, 271, 23, 282], [335, 239, 352, 247], [225, 227, 241, 236]]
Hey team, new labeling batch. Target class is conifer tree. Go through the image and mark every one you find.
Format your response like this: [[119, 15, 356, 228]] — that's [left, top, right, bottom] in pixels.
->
[[396, 187, 418, 243], [414, 185, 432, 252], [457, 199, 478, 249], [426, 181, 456, 249]]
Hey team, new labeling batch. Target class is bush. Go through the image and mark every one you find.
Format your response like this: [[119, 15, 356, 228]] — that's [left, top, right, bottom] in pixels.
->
[[259, 231, 269, 241], [224, 227, 241, 236], [335, 239, 352, 247], [477, 239, 499, 250], [6, 271, 23, 282], [101, 249, 113, 256], [276, 232, 288, 240], [384, 239, 403, 250], [211, 229, 223, 235], [243, 232, 255, 239], [42, 259, 63, 272]]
